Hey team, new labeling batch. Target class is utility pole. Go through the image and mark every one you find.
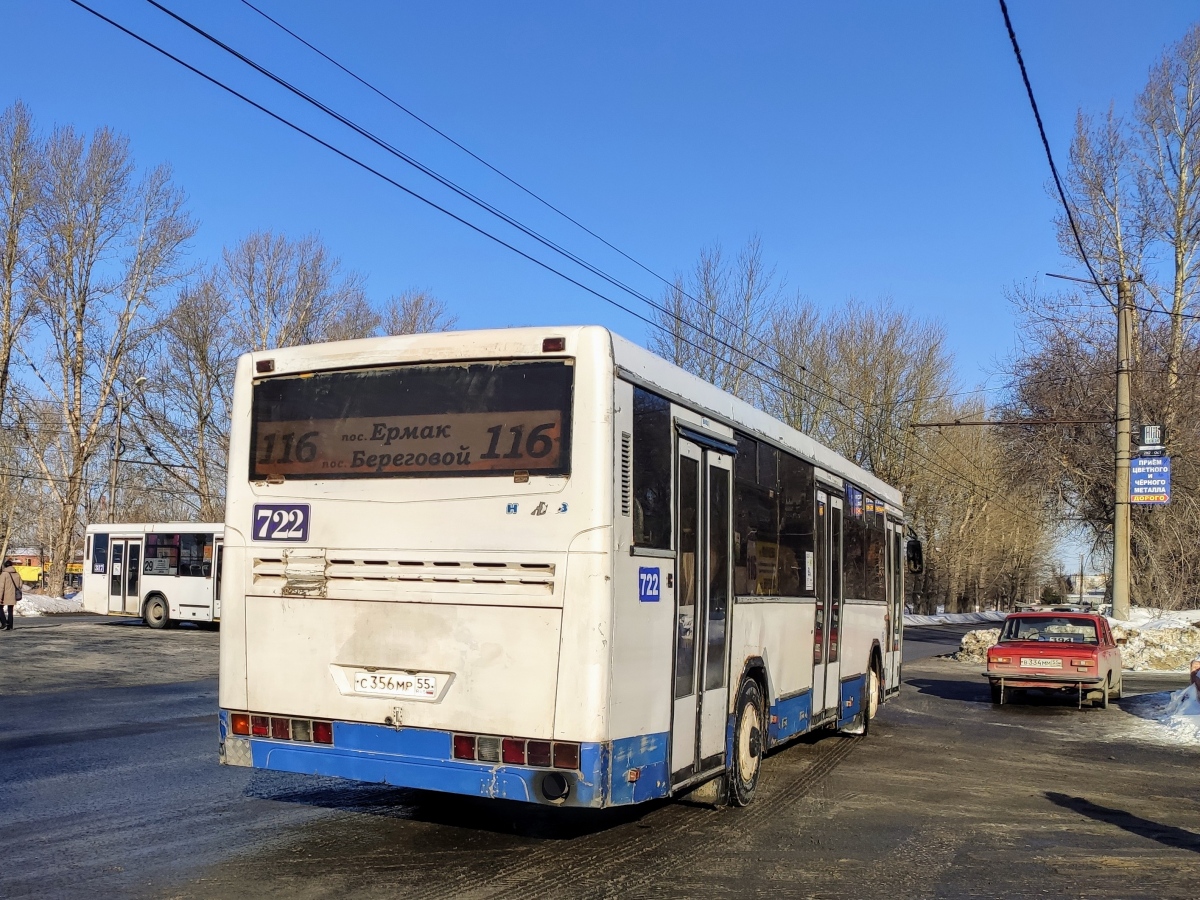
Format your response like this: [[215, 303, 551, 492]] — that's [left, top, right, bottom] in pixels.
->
[[1112, 278, 1132, 620]]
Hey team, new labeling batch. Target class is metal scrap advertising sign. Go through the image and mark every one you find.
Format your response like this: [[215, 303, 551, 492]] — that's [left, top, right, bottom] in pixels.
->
[[1130, 456, 1171, 504]]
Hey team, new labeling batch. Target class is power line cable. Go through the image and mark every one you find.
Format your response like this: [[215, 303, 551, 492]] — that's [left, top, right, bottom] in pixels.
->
[[68, 0, 1045, 527], [998, 0, 1114, 306]]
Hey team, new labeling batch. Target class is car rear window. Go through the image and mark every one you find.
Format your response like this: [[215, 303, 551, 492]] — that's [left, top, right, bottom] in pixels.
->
[[1001, 616, 1098, 644]]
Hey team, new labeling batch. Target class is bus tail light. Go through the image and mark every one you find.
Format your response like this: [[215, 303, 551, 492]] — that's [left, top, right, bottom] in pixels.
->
[[503, 738, 526, 764], [312, 721, 334, 744], [270, 717, 291, 740], [452, 734, 476, 760], [292, 719, 313, 742], [542, 337, 565, 352], [231, 713, 250, 736], [251, 715, 271, 737], [526, 740, 552, 767], [553, 742, 580, 770]]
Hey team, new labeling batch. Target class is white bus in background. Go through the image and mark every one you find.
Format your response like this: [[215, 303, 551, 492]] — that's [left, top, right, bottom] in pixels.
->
[[83, 523, 224, 628], [218, 326, 918, 808]]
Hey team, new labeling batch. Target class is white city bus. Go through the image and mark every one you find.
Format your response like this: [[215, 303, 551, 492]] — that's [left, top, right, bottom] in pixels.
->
[[83, 523, 224, 628], [218, 326, 914, 808]]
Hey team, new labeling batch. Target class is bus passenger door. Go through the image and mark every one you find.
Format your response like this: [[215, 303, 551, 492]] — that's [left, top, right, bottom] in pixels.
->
[[812, 492, 828, 713], [824, 497, 844, 713], [212, 539, 224, 620], [107, 538, 142, 616], [670, 438, 733, 784], [885, 521, 903, 692]]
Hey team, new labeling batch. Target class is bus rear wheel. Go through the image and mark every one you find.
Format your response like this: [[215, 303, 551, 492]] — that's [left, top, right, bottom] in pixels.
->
[[144, 595, 170, 630], [729, 678, 764, 807]]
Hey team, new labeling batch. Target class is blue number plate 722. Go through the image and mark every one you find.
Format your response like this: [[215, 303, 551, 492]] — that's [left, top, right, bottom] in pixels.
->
[[253, 504, 310, 542]]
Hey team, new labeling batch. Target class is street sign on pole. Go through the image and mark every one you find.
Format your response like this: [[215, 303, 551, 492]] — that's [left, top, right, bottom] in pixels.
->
[[1130, 456, 1170, 504]]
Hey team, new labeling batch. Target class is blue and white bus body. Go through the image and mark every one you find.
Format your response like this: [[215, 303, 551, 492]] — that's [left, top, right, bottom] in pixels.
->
[[218, 326, 905, 807]]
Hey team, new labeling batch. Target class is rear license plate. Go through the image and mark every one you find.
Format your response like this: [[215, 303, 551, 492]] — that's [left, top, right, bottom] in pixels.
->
[[1020, 658, 1062, 669], [353, 671, 438, 698]]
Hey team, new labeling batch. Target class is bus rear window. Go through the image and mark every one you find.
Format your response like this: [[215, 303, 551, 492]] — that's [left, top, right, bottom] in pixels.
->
[[250, 359, 574, 480]]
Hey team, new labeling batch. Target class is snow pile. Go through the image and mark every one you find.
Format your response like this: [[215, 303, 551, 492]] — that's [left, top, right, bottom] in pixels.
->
[[954, 628, 1002, 664], [904, 611, 1008, 627], [1146, 684, 1200, 743], [1112, 624, 1200, 671], [15, 594, 84, 617]]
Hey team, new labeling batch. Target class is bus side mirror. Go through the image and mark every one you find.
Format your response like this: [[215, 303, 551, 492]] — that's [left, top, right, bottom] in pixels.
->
[[906, 539, 924, 575]]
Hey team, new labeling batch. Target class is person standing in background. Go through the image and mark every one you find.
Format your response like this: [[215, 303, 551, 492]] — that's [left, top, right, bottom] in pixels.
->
[[1, 557, 21, 630]]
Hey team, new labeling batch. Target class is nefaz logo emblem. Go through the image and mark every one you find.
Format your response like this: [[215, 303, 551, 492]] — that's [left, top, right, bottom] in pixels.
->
[[638, 567, 661, 602], [253, 504, 310, 542]]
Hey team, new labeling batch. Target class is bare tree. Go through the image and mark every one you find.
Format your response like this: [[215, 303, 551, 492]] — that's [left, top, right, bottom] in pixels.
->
[[1135, 24, 1200, 440], [223, 231, 372, 350], [382, 288, 457, 334], [650, 236, 779, 401], [0, 101, 40, 428], [129, 270, 237, 521], [25, 125, 194, 594]]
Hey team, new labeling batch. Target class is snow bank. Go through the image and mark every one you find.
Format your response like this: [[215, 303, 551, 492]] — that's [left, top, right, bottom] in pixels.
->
[[950, 608, 1200, 671], [15, 594, 85, 617], [954, 628, 1001, 664], [904, 611, 1008, 627], [1157, 685, 1200, 742]]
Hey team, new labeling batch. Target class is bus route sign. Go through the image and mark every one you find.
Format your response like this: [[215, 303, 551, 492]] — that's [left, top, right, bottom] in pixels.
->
[[1130, 455, 1170, 504]]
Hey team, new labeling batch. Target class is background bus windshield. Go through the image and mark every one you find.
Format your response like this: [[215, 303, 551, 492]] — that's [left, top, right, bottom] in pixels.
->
[[250, 359, 574, 480]]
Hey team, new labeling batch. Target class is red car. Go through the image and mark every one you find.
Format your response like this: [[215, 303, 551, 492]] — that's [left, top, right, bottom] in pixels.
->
[[986, 612, 1123, 708]]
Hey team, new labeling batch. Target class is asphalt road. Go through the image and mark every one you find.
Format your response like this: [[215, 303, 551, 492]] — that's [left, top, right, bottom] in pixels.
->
[[2, 617, 1197, 899]]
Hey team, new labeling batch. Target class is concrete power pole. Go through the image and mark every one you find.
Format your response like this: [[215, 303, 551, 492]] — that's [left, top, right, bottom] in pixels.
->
[[1112, 278, 1132, 621]]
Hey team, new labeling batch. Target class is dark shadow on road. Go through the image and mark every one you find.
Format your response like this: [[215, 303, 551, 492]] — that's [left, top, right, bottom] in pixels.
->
[[907, 677, 992, 705], [245, 773, 663, 840], [1046, 792, 1200, 853]]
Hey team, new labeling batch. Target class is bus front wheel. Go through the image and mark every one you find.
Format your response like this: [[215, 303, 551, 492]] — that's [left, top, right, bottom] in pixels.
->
[[729, 678, 764, 807], [144, 595, 170, 630]]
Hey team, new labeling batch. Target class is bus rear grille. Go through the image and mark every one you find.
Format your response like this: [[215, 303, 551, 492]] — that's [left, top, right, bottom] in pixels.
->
[[252, 557, 556, 589]]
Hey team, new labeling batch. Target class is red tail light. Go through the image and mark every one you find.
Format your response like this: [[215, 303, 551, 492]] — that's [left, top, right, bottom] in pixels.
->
[[553, 742, 580, 770], [270, 717, 291, 740], [502, 738, 526, 765], [231, 713, 250, 736], [312, 720, 333, 744], [452, 734, 476, 760], [526, 740, 552, 767], [251, 715, 270, 737]]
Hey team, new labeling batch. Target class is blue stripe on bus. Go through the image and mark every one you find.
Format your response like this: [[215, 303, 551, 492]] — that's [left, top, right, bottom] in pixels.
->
[[838, 673, 867, 725], [767, 690, 813, 746], [230, 717, 671, 807]]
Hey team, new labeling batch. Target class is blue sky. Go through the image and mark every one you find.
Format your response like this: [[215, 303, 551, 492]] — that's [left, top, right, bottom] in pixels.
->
[[2, 0, 1197, 398]]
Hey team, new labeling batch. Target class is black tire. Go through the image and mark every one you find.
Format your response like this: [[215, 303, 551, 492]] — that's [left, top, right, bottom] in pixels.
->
[[1099, 675, 1110, 709], [729, 678, 765, 807], [1110, 672, 1123, 701], [143, 594, 170, 630], [990, 682, 1002, 705]]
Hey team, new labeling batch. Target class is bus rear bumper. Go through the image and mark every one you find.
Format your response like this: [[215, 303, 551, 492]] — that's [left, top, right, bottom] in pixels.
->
[[218, 711, 669, 808]]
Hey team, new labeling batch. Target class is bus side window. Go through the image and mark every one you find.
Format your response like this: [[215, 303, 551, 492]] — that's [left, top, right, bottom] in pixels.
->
[[92, 533, 109, 574], [632, 387, 672, 550]]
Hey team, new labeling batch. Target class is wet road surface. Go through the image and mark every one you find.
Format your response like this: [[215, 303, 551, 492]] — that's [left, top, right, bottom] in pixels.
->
[[2, 617, 1197, 898]]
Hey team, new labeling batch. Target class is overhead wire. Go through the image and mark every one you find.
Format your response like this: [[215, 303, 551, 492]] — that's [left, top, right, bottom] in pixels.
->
[[65, 0, 1046, 526], [998, 0, 1114, 307]]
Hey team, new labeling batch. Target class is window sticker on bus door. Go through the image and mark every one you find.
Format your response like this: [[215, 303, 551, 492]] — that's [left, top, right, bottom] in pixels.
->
[[639, 567, 661, 602]]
